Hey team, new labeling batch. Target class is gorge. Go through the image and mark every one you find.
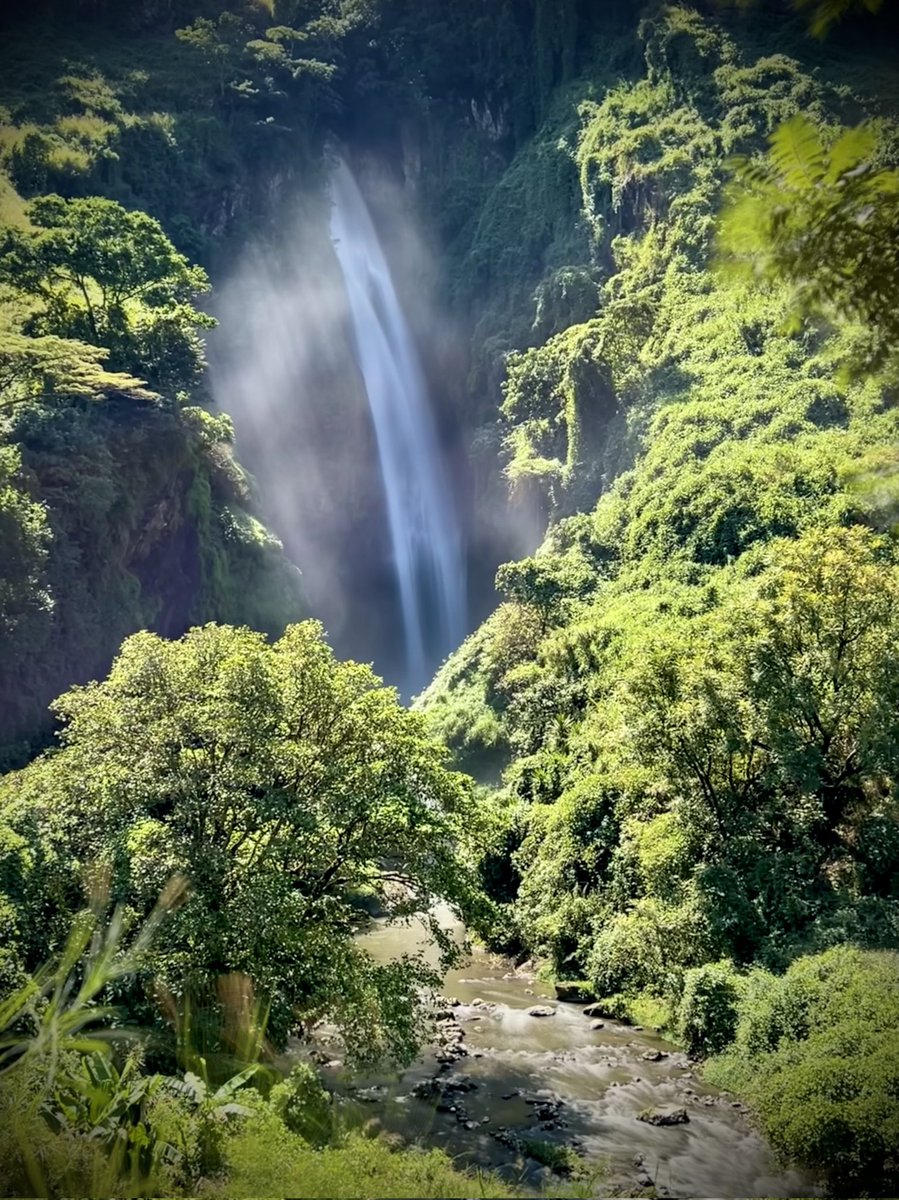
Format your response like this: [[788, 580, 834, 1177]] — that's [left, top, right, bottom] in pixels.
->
[[1, 0, 898, 1197]]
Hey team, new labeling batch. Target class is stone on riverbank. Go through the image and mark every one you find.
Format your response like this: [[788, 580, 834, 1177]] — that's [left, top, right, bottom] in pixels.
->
[[583, 1002, 615, 1019], [554, 981, 597, 1002]]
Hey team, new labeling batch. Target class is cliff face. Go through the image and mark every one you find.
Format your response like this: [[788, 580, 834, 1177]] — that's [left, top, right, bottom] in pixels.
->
[[0, 399, 301, 763]]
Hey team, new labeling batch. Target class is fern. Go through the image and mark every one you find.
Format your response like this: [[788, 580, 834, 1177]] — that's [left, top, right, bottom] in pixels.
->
[[768, 114, 825, 189], [717, 113, 899, 372], [825, 124, 877, 184], [795, 0, 885, 38]]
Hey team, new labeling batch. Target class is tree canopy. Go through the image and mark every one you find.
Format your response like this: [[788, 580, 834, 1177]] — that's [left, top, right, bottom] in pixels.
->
[[0, 621, 477, 1060], [0, 196, 214, 398]]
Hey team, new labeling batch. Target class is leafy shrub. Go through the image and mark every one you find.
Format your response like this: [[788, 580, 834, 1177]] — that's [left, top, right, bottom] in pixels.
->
[[218, 1120, 516, 1199], [269, 1063, 333, 1147], [706, 946, 899, 1194], [586, 893, 717, 999], [677, 960, 743, 1057]]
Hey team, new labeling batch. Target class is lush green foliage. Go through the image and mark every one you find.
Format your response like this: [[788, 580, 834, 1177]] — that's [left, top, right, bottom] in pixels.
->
[[677, 960, 744, 1058], [0, 36, 310, 760], [719, 114, 899, 374], [705, 947, 899, 1193], [420, 8, 899, 1191], [0, 904, 515, 1199], [0, 620, 478, 1058], [2, 1, 899, 1193], [1, 194, 214, 394]]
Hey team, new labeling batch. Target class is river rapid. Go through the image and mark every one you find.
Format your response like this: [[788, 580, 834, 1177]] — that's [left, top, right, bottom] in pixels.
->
[[312, 913, 818, 1198]]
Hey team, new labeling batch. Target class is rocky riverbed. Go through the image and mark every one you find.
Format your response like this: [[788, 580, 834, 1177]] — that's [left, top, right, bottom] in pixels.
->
[[311, 915, 818, 1197]]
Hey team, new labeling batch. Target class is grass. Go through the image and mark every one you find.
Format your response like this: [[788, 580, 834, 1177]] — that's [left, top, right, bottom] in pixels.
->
[[214, 1115, 520, 1199], [518, 1138, 585, 1178], [0, 174, 27, 226]]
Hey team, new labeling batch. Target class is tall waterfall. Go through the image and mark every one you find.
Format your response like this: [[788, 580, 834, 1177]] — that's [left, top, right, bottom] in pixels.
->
[[329, 158, 466, 692]]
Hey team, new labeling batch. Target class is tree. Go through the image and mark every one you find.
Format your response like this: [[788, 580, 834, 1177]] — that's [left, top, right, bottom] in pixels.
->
[[610, 526, 899, 961], [175, 14, 251, 102], [0, 330, 157, 412], [0, 621, 477, 1062], [495, 554, 593, 631], [0, 196, 214, 397]]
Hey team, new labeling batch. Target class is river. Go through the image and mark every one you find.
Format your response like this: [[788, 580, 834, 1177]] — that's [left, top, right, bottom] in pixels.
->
[[312, 913, 818, 1198]]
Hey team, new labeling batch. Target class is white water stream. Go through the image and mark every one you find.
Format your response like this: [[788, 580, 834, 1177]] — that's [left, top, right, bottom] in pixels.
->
[[329, 158, 466, 692], [322, 915, 820, 1198]]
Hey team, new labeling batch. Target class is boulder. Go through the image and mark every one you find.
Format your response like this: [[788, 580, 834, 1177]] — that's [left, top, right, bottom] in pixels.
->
[[636, 1106, 689, 1127], [443, 1074, 478, 1092], [527, 1005, 556, 1017], [641, 1049, 668, 1061], [583, 1003, 614, 1019], [554, 981, 597, 1003], [590, 1020, 605, 1030], [411, 1079, 439, 1100]]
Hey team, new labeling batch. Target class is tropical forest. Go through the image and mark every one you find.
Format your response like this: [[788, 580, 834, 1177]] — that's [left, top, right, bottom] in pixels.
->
[[0, 0, 898, 1195]]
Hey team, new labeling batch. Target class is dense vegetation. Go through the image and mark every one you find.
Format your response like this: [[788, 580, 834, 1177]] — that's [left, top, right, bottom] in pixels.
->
[[1, 0, 899, 1195], [419, 2, 899, 1193]]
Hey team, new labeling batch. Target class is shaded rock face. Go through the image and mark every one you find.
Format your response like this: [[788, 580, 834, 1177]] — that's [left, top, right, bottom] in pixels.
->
[[1, 401, 301, 762]]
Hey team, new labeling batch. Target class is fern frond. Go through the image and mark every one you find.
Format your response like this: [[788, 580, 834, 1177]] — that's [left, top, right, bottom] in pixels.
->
[[826, 124, 876, 184], [795, 0, 885, 38], [769, 115, 825, 189]]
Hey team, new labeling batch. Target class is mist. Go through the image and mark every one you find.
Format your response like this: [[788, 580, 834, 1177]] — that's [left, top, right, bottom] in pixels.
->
[[209, 154, 477, 695]]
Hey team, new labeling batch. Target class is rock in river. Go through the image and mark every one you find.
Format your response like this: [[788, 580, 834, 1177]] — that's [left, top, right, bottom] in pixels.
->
[[527, 1005, 556, 1017], [637, 1106, 689, 1127], [583, 1002, 614, 1019]]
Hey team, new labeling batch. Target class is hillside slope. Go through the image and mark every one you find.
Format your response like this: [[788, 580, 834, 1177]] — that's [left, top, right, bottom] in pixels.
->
[[421, 4, 899, 987]]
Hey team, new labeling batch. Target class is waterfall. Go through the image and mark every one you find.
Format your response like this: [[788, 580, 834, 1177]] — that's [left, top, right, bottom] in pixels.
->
[[328, 157, 466, 693]]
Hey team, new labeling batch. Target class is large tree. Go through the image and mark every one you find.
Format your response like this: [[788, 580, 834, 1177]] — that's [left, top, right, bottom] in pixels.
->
[[0, 196, 214, 398], [0, 621, 479, 1061]]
